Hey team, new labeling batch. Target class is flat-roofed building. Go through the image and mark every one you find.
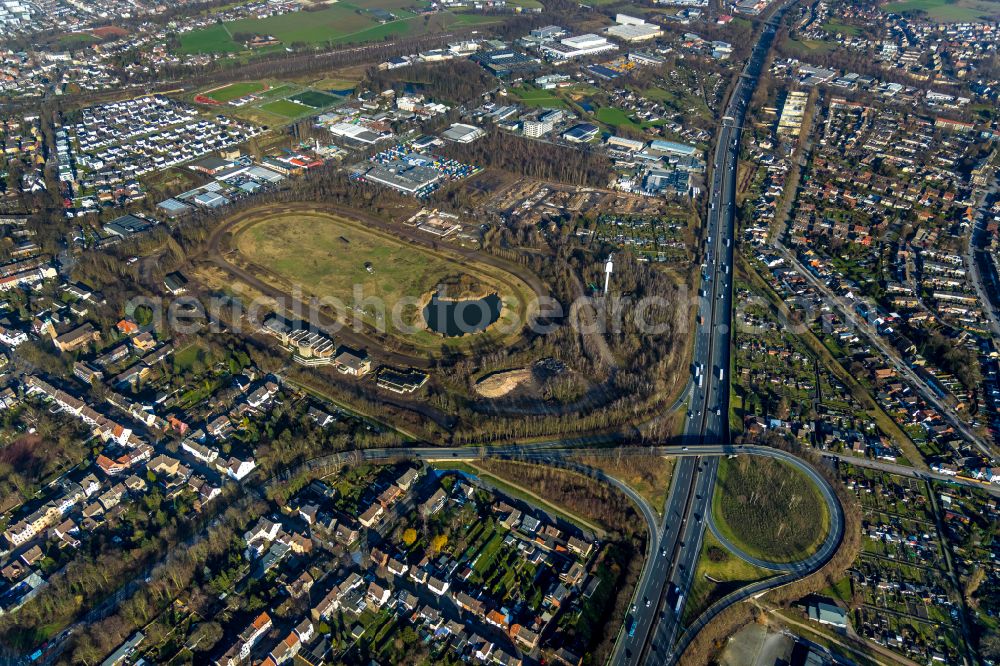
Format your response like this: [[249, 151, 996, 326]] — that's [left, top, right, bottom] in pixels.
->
[[441, 123, 485, 144]]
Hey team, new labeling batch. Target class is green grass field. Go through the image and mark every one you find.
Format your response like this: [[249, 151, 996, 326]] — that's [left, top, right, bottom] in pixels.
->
[[711, 456, 830, 564], [684, 531, 774, 623], [232, 209, 534, 349], [259, 99, 314, 118], [782, 37, 837, 56], [449, 12, 504, 25], [226, 5, 375, 44], [289, 90, 340, 108], [176, 3, 440, 55], [259, 84, 296, 98], [56, 32, 98, 48], [821, 19, 860, 35], [595, 107, 648, 130], [883, 0, 1000, 21], [326, 18, 416, 45], [178, 23, 242, 55], [509, 85, 568, 109], [204, 81, 268, 103]]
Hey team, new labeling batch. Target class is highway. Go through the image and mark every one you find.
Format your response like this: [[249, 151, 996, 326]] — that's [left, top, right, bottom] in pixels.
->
[[619, 6, 796, 665]]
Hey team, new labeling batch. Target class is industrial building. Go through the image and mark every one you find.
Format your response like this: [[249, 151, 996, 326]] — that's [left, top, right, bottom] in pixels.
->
[[540, 34, 617, 61]]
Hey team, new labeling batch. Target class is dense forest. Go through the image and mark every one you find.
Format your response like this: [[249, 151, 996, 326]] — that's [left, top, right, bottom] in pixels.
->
[[441, 129, 613, 188], [367, 59, 497, 103]]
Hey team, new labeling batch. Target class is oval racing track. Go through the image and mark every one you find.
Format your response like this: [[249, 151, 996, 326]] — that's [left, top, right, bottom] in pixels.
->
[[202, 202, 549, 370]]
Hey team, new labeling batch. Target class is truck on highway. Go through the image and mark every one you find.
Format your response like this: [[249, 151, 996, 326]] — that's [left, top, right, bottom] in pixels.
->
[[717, 366, 725, 381], [627, 615, 636, 637], [675, 594, 685, 615]]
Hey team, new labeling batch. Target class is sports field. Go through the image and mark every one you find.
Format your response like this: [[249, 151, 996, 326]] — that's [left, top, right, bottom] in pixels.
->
[[259, 99, 314, 118], [290, 90, 339, 108], [231, 208, 535, 349], [204, 81, 268, 103]]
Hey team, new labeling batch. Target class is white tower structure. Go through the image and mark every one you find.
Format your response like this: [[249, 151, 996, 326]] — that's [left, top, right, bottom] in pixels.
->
[[604, 254, 614, 294]]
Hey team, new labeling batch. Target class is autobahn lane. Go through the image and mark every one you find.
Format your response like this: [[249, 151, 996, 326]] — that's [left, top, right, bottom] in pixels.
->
[[638, 7, 793, 665]]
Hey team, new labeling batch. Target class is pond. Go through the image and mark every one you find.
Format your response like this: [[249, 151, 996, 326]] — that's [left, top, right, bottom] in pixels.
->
[[423, 293, 502, 337]]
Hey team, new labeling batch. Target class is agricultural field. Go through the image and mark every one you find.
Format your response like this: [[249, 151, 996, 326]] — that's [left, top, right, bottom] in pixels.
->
[[176, 3, 425, 55], [230, 207, 535, 350], [711, 456, 829, 564], [882, 0, 1000, 21], [178, 23, 241, 55]]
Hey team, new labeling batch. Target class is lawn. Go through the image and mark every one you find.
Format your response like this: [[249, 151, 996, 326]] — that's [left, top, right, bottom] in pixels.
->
[[782, 37, 836, 55], [232, 208, 533, 349], [172, 343, 205, 373], [326, 18, 416, 45], [203, 81, 268, 103], [684, 530, 774, 623], [711, 455, 829, 564], [259, 84, 297, 99], [56, 32, 98, 48], [290, 90, 340, 108], [258, 99, 314, 118], [596, 107, 635, 128]]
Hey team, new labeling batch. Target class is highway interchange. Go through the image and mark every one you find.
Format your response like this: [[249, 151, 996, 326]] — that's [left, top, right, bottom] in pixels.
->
[[294, 440, 843, 666]]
